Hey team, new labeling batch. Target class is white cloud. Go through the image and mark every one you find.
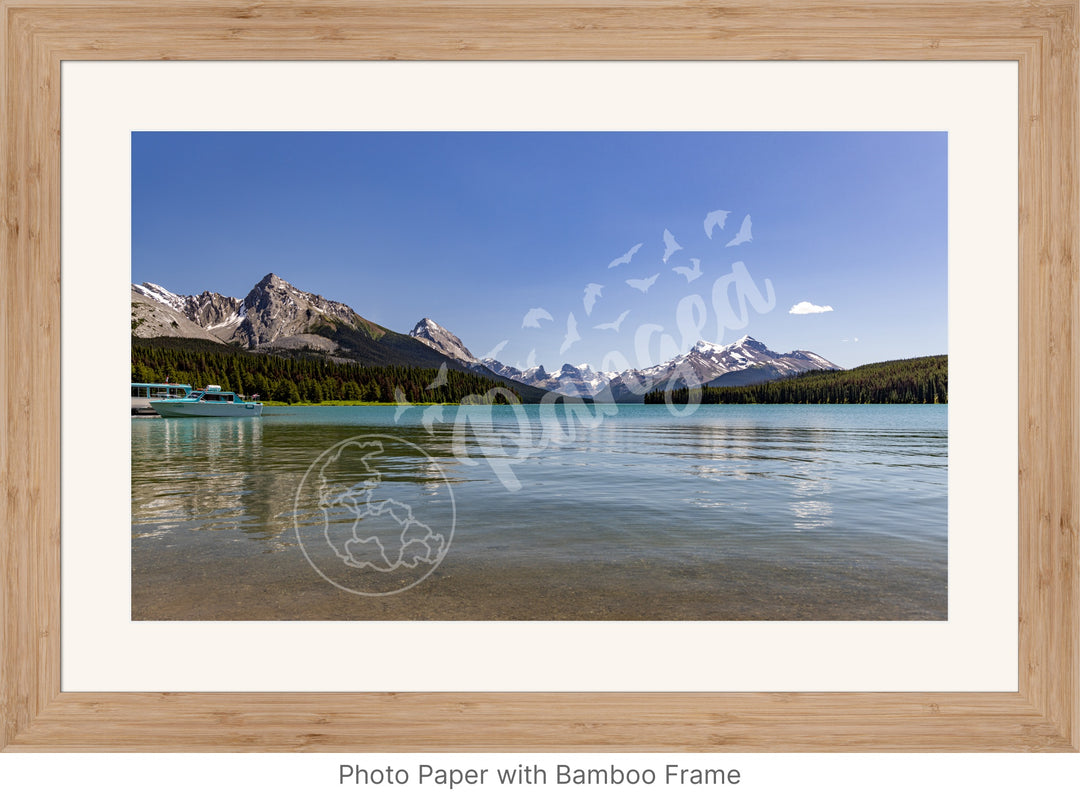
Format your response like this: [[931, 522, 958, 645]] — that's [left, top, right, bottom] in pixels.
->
[[788, 301, 834, 315]]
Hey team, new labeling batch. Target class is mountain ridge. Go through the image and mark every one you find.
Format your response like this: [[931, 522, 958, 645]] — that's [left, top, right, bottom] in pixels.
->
[[411, 318, 841, 403], [131, 274, 841, 404], [132, 275, 556, 402], [646, 355, 947, 405]]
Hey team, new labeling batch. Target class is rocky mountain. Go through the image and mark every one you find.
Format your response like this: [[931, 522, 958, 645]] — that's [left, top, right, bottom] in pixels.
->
[[409, 318, 618, 397], [487, 362, 618, 398], [132, 275, 555, 401], [131, 287, 229, 343], [133, 276, 838, 404], [134, 274, 469, 369], [409, 318, 481, 365], [133, 273, 391, 354], [410, 320, 840, 403], [602, 335, 840, 402]]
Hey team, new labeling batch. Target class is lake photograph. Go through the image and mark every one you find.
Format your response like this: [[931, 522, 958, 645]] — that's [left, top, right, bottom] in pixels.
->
[[130, 131, 947, 620]]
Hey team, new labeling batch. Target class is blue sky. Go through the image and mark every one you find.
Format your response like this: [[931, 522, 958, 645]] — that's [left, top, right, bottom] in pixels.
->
[[132, 131, 946, 371]]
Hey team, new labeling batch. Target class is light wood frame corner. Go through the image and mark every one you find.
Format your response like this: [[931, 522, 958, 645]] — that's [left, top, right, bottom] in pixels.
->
[[2, 0, 1077, 752]]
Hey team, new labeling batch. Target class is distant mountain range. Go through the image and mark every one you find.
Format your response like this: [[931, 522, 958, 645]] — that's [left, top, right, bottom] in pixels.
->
[[133, 273, 519, 374], [409, 317, 620, 397], [410, 318, 839, 402], [647, 355, 948, 405], [133, 274, 841, 403]]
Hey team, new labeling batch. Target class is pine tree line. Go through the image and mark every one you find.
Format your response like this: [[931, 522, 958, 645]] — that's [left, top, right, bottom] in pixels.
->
[[644, 355, 948, 405], [132, 339, 518, 404]]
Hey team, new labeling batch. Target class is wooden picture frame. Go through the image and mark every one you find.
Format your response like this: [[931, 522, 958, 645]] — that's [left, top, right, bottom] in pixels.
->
[[1, 0, 1076, 752]]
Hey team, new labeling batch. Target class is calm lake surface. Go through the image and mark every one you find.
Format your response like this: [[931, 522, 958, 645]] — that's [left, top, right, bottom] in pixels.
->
[[132, 404, 947, 620]]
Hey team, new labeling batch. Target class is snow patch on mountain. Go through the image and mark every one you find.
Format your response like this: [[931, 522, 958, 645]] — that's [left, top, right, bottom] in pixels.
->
[[130, 287, 228, 343], [132, 282, 188, 311], [600, 335, 841, 401], [408, 319, 841, 402], [487, 362, 619, 397], [408, 318, 480, 365], [131, 274, 380, 352]]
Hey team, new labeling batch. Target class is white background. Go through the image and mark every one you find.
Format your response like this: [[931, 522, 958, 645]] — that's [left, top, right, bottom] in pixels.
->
[[5, 753, 1078, 805], [10, 61, 1062, 802]]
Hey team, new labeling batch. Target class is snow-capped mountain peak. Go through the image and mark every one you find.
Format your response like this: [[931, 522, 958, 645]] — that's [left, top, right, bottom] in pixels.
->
[[134, 275, 842, 404], [132, 273, 377, 352], [408, 318, 619, 397], [408, 318, 480, 365], [133, 281, 187, 311], [601, 334, 842, 401], [408, 319, 841, 402], [497, 361, 616, 397]]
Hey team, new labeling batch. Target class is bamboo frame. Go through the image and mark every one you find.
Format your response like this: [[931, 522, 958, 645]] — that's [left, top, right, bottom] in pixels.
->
[[1, 0, 1076, 752]]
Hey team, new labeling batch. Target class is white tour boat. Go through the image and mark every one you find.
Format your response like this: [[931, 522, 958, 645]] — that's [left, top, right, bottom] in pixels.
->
[[150, 385, 263, 418]]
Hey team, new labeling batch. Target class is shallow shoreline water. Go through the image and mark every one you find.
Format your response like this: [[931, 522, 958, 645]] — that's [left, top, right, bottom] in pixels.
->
[[132, 553, 945, 621], [132, 403, 947, 620]]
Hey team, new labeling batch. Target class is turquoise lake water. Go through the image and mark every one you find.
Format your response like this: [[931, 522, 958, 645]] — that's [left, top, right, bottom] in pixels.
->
[[131, 403, 947, 620]]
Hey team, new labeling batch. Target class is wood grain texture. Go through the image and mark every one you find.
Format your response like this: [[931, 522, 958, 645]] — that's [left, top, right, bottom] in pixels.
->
[[1, 0, 1076, 752]]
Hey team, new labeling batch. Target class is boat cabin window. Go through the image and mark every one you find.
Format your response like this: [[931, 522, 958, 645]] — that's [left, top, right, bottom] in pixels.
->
[[133, 384, 191, 399]]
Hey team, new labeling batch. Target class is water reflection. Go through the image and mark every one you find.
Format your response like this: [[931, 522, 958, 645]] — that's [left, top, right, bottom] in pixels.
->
[[132, 417, 279, 540], [132, 416, 477, 546], [790, 477, 834, 531], [133, 405, 947, 597]]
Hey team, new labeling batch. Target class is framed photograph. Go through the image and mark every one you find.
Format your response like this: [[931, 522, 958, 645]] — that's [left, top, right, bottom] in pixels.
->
[[123, 127, 953, 623], [2, 1, 1076, 751]]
